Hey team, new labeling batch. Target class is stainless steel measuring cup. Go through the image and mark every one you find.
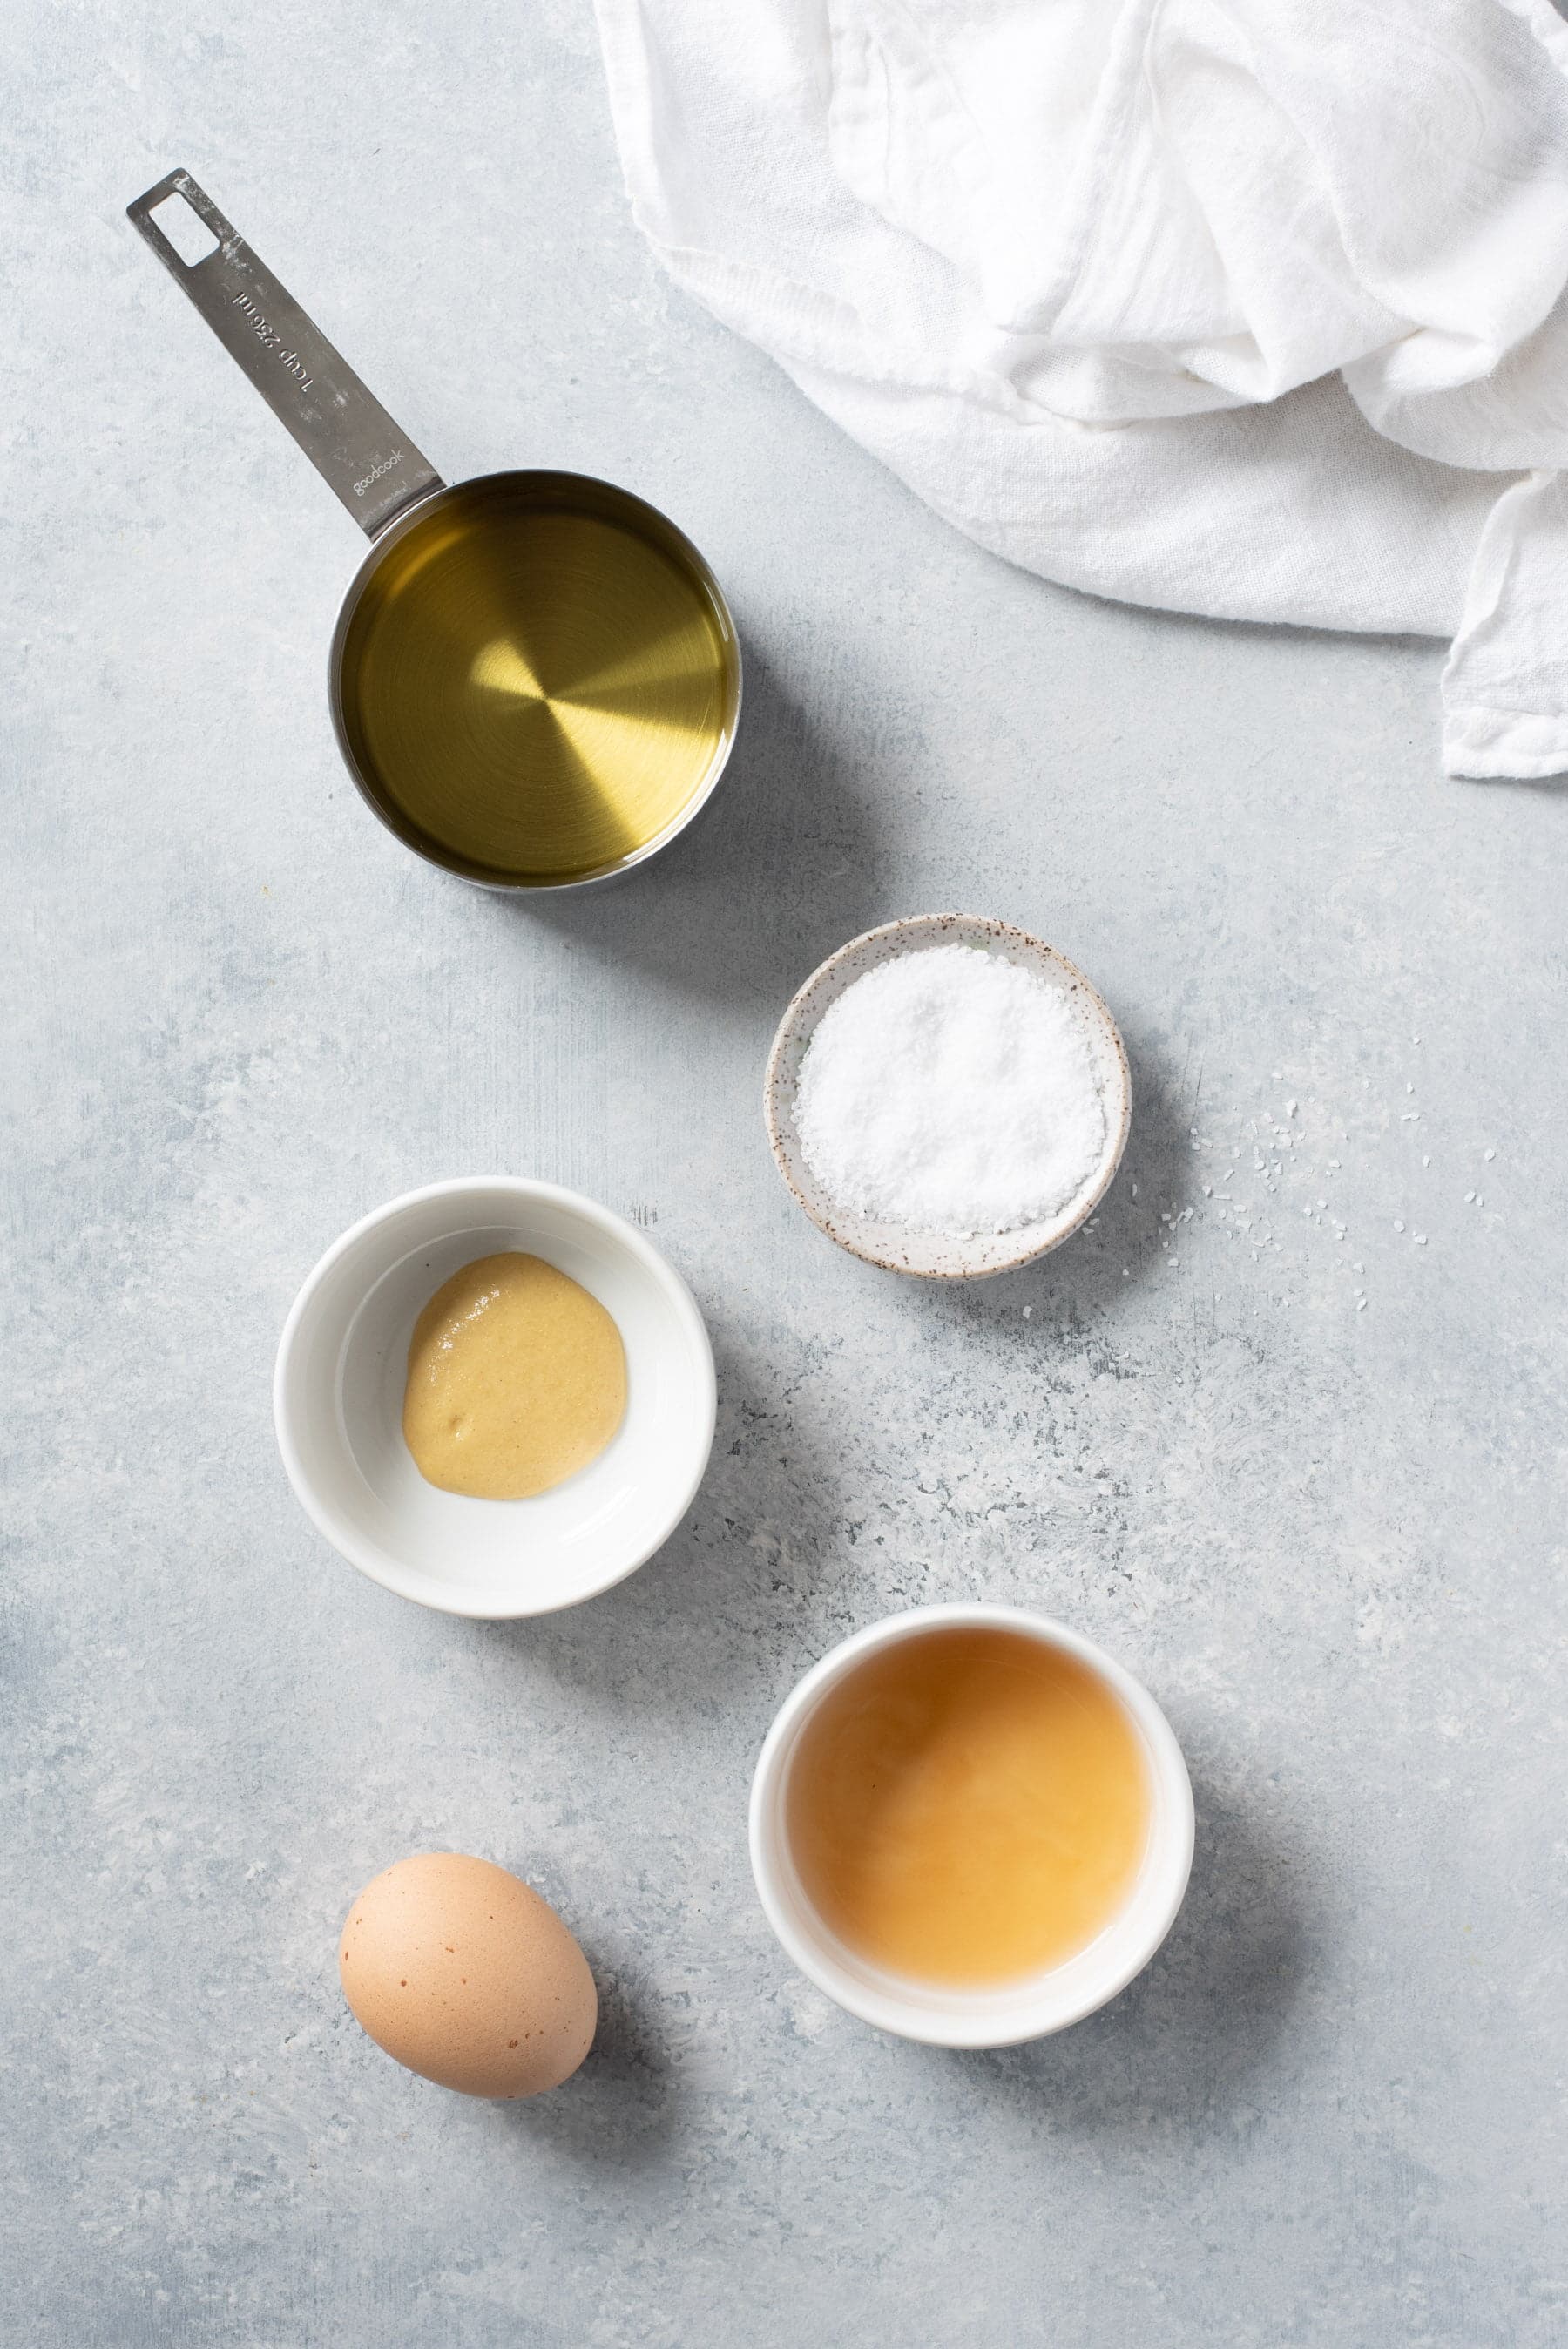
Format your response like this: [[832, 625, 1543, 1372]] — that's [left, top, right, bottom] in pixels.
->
[[128, 170, 741, 891]]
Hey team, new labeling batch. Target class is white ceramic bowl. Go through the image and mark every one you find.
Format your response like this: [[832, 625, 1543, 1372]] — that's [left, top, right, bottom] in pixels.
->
[[749, 1604, 1193, 2047], [764, 913, 1131, 1278], [274, 1178, 716, 1619]]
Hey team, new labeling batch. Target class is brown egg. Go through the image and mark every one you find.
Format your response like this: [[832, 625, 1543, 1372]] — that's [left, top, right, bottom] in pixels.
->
[[339, 1852, 597, 2098]]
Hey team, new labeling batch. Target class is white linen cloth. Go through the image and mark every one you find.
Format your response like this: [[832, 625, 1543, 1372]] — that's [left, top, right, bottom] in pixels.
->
[[593, 0, 1568, 777]]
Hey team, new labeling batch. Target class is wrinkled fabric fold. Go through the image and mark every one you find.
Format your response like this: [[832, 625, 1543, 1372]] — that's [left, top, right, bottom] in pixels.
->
[[596, 0, 1568, 778]]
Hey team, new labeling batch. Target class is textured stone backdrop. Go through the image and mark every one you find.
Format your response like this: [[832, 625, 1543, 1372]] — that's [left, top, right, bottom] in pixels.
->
[[4, 4, 1565, 2343]]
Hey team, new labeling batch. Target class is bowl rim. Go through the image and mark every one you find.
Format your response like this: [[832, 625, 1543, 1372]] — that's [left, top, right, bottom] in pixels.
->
[[272, 1175, 717, 1620], [747, 1601, 1195, 2047], [762, 913, 1132, 1279]]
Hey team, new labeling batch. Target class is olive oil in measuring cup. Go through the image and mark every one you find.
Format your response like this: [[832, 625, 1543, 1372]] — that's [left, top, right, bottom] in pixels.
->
[[335, 475, 739, 887], [128, 173, 741, 891]]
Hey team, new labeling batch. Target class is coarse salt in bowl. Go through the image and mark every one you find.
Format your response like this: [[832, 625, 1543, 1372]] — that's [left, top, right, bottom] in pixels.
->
[[764, 915, 1131, 1278]]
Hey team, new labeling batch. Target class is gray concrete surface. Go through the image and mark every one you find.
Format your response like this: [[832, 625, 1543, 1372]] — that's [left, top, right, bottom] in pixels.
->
[[5, 5, 1565, 2344]]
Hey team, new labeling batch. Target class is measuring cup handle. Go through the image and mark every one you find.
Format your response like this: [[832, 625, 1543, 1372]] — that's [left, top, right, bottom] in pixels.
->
[[127, 169, 444, 538]]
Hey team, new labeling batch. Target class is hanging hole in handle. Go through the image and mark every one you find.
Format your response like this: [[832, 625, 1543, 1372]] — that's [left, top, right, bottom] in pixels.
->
[[148, 190, 220, 267]]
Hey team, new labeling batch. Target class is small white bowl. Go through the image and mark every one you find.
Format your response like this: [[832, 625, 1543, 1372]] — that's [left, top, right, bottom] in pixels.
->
[[763, 913, 1131, 1278], [749, 1604, 1193, 2048], [274, 1178, 716, 1619]]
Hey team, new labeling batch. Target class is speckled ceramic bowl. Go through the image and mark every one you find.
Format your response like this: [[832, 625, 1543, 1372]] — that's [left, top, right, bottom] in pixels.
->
[[763, 914, 1131, 1279]]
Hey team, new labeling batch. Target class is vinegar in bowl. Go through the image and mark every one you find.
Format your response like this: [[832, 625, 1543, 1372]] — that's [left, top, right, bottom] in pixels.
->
[[784, 1624, 1152, 1987]]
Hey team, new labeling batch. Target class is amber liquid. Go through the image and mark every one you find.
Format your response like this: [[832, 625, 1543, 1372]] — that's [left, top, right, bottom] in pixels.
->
[[338, 474, 738, 886], [786, 1628, 1151, 1987]]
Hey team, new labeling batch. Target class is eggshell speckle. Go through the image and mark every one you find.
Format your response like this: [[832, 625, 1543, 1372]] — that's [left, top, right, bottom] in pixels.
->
[[339, 1852, 597, 2098]]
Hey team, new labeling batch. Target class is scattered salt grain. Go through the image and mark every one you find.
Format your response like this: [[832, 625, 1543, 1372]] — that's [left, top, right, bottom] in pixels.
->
[[794, 945, 1106, 1237], [1484, 1147, 1496, 1161]]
